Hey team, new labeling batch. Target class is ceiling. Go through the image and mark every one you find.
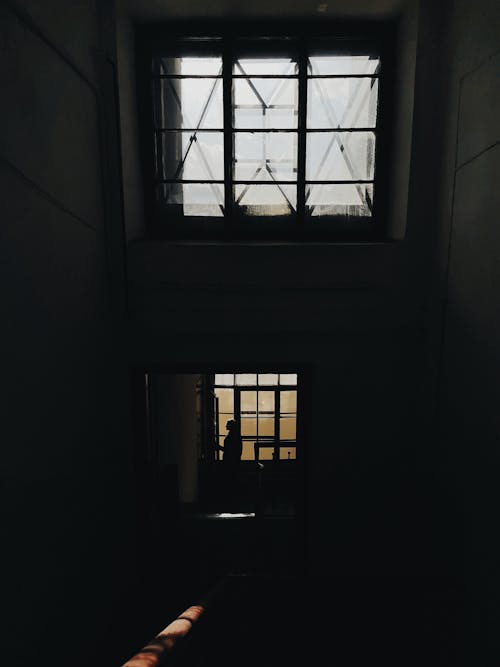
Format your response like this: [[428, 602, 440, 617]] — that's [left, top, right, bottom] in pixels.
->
[[125, 0, 410, 21]]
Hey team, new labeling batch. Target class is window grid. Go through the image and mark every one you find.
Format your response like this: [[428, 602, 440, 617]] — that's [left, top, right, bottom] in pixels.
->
[[305, 56, 380, 218], [148, 38, 383, 234], [213, 373, 298, 461]]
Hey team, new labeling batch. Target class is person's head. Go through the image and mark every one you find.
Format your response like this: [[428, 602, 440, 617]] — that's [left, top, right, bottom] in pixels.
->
[[226, 419, 238, 432]]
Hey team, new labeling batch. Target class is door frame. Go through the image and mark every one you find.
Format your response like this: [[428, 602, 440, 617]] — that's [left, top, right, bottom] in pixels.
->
[[129, 361, 312, 575]]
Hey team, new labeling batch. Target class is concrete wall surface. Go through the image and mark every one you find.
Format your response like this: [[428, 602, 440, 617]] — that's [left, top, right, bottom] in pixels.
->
[[122, 0, 458, 581], [434, 0, 500, 663], [6, 0, 499, 661], [1, 2, 137, 665]]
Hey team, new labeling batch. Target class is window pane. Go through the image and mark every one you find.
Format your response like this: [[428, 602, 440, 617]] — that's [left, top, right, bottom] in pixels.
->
[[155, 131, 224, 180], [215, 374, 234, 386], [280, 446, 296, 460], [157, 183, 224, 217], [214, 388, 234, 413], [308, 55, 380, 76], [242, 442, 256, 461], [235, 184, 297, 216], [256, 446, 275, 461], [258, 373, 279, 386], [234, 132, 297, 181], [233, 78, 298, 129], [152, 78, 182, 128], [241, 417, 257, 436], [258, 391, 275, 412], [241, 390, 257, 412], [306, 183, 374, 217], [279, 373, 297, 385], [152, 78, 223, 129], [258, 417, 275, 436], [280, 417, 297, 440], [153, 56, 222, 77], [306, 132, 375, 181], [234, 58, 297, 76], [219, 414, 234, 434], [307, 78, 378, 129], [280, 390, 297, 413], [236, 373, 257, 385]]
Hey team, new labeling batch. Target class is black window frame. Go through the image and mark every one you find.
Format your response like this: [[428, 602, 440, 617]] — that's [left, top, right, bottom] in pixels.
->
[[211, 372, 299, 463], [136, 19, 397, 242]]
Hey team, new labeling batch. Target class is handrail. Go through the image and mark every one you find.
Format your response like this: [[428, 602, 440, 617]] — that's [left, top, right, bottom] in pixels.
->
[[120, 576, 230, 667], [253, 439, 297, 461]]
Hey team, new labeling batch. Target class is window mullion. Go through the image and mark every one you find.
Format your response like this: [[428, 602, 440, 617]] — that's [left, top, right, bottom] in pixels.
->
[[274, 389, 280, 460], [296, 48, 308, 225], [222, 43, 234, 225]]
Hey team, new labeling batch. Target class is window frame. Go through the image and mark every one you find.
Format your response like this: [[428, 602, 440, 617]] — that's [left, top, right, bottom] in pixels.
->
[[136, 19, 396, 242], [211, 373, 299, 462]]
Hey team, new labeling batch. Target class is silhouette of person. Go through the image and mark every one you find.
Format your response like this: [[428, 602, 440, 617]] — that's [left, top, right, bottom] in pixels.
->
[[218, 419, 242, 507], [220, 419, 242, 466]]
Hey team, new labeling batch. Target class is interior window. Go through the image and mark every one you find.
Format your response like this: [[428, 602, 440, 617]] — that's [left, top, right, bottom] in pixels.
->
[[213, 373, 298, 461], [142, 29, 386, 239]]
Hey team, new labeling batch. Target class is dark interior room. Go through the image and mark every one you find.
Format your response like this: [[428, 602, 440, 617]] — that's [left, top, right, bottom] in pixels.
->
[[2, 0, 499, 665]]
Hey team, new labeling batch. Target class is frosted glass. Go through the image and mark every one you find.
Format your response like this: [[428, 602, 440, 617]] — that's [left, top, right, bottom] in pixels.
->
[[242, 442, 256, 461], [280, 446, 296, 460], [306, 132, 375, 181], [214, 388, 234, 413], [306, 182, 374, 217], [234, 78, 298, 129], [235, 184, 296, 216], [308, 55, 380, 76], [241, 417, 257, 436], [279, 374, 297, 385], [154, 57, 222, 77], [215, 374, 234, 386], [307, 78, 378, 128], [258, 418, 275, 436], [236, 373, 257, 385], [234, 58, 297, 76], [156, 131, 224, 180], [234, 132, 297, 181], [258, 391, 275, 412], [280, 391, 297, 413], [156, 183, 224, 217], [280, 417, 297, 440], [257, 447, 275, 461], [240, 391, 257, 412], [258, 374, 279, 386], [152, 78, 223, 129]]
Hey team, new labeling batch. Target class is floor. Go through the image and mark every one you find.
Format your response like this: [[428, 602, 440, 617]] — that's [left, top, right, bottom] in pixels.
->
[[117, 462, 464, 667], [170, 572, 465, 667], [122, 509, 464, 667]]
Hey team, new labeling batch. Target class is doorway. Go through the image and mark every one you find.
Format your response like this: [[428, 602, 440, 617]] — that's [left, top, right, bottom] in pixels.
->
[[211, 373, 298, 463], [130, 365, 308, 578]]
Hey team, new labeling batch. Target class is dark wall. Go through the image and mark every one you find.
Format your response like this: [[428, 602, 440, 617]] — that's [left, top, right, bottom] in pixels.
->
[[123, 0, 458, 580], [6, 0, 496, 661], [432, 0, 500, 661], [1, 2, 136, 665]]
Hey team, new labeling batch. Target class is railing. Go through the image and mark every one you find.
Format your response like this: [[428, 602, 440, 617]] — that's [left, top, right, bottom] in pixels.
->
[[253, 439, 297, 461], [120, 576, 231, 667]]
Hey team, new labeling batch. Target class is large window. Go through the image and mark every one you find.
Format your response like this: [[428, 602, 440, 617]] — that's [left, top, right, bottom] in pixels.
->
[[213, 373, 298, 461], [138, 23, 393, 239]]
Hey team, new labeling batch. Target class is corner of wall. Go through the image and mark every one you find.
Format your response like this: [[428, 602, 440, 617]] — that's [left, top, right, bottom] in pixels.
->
[[115, 2, 146, 241], [386, 0, 419, 240]]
